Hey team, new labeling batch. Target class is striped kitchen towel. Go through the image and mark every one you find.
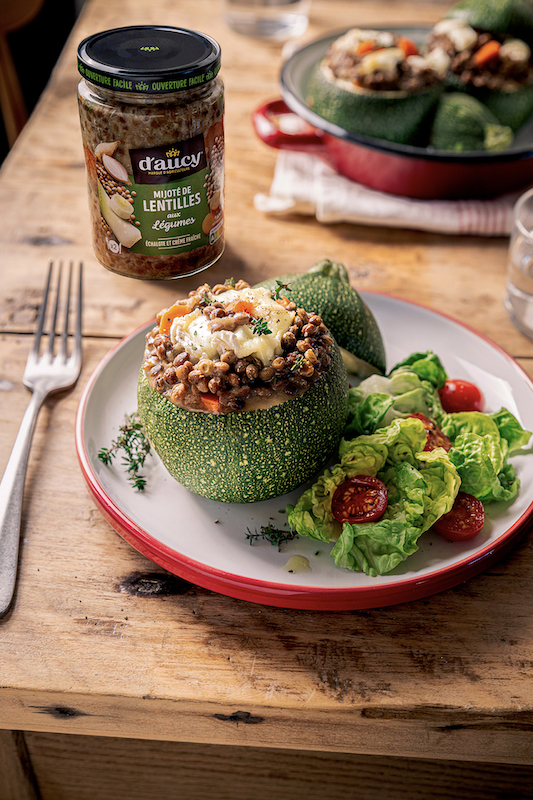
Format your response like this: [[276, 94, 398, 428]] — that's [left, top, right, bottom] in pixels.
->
[[254, 151, 520, 236]]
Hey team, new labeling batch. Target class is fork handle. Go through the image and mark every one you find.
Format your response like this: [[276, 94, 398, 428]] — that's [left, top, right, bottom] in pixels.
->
[[0, 389, 47, 617]]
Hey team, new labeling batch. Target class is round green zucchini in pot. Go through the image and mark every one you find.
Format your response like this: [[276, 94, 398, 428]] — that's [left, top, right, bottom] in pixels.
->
[[256, 260, 386, 377], [137, 340, 349, 504], [430, 92, 514, 151], [306, 60, 443, 145]]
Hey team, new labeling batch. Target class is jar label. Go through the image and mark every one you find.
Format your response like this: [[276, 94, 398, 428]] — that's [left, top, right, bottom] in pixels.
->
[[92, 126, 223, 258]]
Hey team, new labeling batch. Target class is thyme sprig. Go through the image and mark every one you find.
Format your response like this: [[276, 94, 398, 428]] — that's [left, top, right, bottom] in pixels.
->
[[252, 317, 272, 336], [246, 523, 298, 551], [98, 412, 151, 491], [272, 280, 291, 300]]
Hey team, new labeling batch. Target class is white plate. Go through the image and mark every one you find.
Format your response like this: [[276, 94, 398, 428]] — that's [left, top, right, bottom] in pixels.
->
[[75, 293, 533, 609]]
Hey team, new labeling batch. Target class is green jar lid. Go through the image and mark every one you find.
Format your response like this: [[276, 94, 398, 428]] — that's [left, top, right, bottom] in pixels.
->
[[77, 25, 221, 94]]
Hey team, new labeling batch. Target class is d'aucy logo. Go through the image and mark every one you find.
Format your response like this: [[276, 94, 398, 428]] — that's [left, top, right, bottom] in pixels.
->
[[130, 134, 207, 185], [140, 45, 159, 52]]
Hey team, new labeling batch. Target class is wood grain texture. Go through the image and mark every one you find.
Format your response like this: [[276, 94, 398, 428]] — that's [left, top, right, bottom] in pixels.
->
[[0, 731, 39, 800], [1, 0, 533, 789], [23, 732, 533, 800]]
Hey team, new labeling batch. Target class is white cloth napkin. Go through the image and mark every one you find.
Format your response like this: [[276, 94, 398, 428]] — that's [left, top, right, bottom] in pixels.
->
[[254, 150, 521, 236]]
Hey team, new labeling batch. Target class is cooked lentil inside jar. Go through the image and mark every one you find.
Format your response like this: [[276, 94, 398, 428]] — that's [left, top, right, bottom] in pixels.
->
[[77, 26, 224, 280], [143, 280, 335, 414]]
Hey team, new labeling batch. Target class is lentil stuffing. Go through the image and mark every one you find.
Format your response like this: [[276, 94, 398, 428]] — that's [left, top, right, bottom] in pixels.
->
[[143, 280, 335, 414], [427, 20, 533, 91], [324, 28, 449, 93]]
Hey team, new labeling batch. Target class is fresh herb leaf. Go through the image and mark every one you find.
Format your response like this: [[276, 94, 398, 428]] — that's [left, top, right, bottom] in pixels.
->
[[252, 318, 272, 336], [245, 523, 298, 551], [273, 280, 291, 300], [291, 354, 305, 372], [224, 277, 236, 288], [97, 412, 151, 491]]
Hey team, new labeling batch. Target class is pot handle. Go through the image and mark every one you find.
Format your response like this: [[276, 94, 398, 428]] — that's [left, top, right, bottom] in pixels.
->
[[252, 99, 326, 152]]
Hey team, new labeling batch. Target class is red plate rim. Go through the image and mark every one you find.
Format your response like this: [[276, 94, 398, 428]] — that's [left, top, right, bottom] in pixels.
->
[[75, 292, 533, 610]]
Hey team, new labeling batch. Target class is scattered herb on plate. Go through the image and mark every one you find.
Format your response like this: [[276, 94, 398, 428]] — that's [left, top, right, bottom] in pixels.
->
[[98, 412, 151, 491], [246, 523, 298, 550]]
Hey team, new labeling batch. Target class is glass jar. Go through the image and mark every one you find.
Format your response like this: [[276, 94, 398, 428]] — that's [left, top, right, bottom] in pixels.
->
[[77, 26, 224, 280]]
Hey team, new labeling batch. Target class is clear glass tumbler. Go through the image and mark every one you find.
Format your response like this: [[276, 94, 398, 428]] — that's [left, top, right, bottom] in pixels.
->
[[224, 0, 311, 41], [505, 188, 533, 340]]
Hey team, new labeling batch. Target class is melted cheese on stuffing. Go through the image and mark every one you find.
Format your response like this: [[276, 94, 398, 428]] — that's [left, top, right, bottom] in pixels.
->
[[169, 287, 295, 366]]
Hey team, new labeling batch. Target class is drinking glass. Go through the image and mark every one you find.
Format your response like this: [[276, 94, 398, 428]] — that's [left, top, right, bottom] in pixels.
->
[[505, 188, 533, 340], [224, 0, 311, 41]]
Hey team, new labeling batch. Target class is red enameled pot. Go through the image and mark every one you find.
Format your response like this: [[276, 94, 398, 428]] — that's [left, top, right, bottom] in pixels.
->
[[251, 28, 533, 200]]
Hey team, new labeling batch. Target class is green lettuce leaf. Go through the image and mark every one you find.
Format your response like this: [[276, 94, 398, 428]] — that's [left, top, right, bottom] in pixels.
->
[[345, 368, 444, 437], [441, 409, 530, 503], [489, 408, 532, 455], [388, 351, 448, 390], [448, 432, 519, 503]]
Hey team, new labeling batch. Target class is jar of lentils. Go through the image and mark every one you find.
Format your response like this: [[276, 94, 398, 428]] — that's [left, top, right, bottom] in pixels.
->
[[77, 26, 224, 280]]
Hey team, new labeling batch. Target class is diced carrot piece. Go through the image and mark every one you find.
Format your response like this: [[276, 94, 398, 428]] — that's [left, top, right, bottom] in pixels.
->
[[356, 39, 377, 55], [472, 40, 501, 66], [397, 37, 419, 57], [159, 304, 191, 334], [276, 296, 291, 308], [228, 300, 256, 316], [200, 393, 220, 413]]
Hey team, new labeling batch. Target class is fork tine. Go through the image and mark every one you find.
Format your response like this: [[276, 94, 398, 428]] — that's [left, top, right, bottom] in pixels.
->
[[76, 262, 83, 348], [60, 262, 73, 361], [46, 262, 62, 360], [71, 262, 83, 368], [31, 261, 53, 358]]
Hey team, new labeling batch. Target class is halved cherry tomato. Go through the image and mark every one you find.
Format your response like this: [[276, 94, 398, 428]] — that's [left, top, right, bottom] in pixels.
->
[[200, 393, 220, 413], [472, 39, 501, 67], [159, 304, 191, 335], [433, 492, 485, 541], [331, 475, 388, 525], [397, 36, 419, 57], [409, 413, 451, 451], [438, 379, 485, 414], [228, 300, 256, 316]]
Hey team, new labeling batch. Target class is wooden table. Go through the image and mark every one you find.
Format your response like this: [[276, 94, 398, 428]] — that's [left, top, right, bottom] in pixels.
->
[[2, 1, 533, 798]]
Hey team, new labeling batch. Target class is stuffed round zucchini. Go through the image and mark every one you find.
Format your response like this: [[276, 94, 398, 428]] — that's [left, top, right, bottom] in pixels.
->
[[137, 279, 350, 503], [306, 28, 448, 144], [427, 13, 533, 131]]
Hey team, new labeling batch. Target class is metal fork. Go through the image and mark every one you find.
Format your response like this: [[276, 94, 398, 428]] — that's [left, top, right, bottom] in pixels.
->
[[0, 261, 83, 617]]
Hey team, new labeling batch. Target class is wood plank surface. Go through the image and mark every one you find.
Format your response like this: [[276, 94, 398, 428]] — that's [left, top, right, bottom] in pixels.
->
[[1, 0, 533, 791], [21, 732, 533, 800], [0, 731, 39, 800]]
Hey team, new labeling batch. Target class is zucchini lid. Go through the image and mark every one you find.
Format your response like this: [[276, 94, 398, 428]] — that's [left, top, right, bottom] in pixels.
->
[[137, 339, 349, 504], [430, 92, 514, 151], [256, 260, 386, 376]]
